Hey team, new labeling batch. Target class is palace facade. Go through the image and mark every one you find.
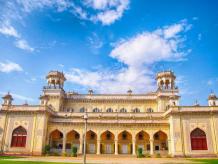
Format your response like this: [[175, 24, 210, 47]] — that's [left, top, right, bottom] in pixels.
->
[[0, 70, 218, 157]]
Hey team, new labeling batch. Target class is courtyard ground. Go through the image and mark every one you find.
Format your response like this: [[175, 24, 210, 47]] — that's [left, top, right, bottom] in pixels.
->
[[1, 155, 218, 164]]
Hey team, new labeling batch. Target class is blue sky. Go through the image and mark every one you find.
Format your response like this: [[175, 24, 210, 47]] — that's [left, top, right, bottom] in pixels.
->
[[0, 0, 218, 105]]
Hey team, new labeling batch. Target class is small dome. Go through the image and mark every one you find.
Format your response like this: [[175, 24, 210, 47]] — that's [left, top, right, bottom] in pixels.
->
[[2, 92, 13, 100], [208, 92, 217, 100], [46, 71, 66, 80], [156, 70, 176, 80]]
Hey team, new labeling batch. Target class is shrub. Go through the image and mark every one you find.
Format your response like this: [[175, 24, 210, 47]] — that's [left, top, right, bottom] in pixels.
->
[[155, 153, 161, 158], [71, 146, 78, 157], [137, 148, 144, 158], [44, 145, 51, 155], [145, 153, 151, 158]]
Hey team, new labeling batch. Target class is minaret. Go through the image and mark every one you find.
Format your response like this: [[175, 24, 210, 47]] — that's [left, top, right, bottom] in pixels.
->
[[208, 92, 218, 106], [156, 70, 180, 112], [42, 71, 66, 112], [156, 70, 176, 90], [2, 92, 13, 106], [46, 71, 66, 89]]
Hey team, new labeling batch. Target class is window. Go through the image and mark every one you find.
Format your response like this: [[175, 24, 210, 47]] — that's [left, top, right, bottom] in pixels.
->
[[106, 108, 113, 112], [80, 107, 85, 113], [146, 108, 153, 113], [120, 108, 127, 113], [93, 108, 100, 112], [133, 108, 140, 113], [122, 132, 127, 140], [154, 133, 159, 140], [138, 133, 143, 140], [11, 126, 27, 147], [75, 133, 80, 139], [106, 132, 111, 140], [191, 128, 208, 150], [90, 132, 96, 140]]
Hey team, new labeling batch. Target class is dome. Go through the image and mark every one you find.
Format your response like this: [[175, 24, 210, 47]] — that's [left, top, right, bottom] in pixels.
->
[[2, 92, 13, 100], [208, 92, 217, 100], [46, 71, 66, 80]]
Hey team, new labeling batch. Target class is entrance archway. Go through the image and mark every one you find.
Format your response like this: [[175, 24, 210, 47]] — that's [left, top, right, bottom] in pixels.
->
[[100, 130, 115, 154], [11, 126, 27, 147], [86, 130, 97, 154], [190, 128, 207, 150], [66, 130, 80, 154], [135, 131, 150, 153], [49, 130, 63, 154], [118, 130, 132, 154], [153, 131, 168, 153]]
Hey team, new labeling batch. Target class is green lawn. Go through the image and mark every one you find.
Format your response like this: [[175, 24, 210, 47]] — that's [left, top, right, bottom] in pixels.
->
[[190, 159, 218, 164], [0, 156, 81, 164], [0, 161, 80, 164]]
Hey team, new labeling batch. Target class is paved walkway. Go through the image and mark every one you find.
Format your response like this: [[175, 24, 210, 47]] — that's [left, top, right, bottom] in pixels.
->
[[6, 155, 198, 164]]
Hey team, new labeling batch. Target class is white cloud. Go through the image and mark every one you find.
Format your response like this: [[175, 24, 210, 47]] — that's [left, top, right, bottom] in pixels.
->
[[0, 23, 20, 38], [66, 67, 154, 93], [87, 32, 103, 54], [0, 61, 23, 73], [66, 21, 191, 93], [87, 0, 129, 25], [15, 39, 34, 52], [110, 22, 190, 67]]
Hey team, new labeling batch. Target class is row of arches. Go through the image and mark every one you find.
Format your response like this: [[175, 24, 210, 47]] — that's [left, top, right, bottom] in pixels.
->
[[10, 126, 208, 155], [49, 129, 168, 154], [75, 107, 154, 113]]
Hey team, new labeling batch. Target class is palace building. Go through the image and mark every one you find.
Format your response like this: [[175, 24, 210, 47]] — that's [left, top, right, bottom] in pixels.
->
[[0, 70, 218, 157]]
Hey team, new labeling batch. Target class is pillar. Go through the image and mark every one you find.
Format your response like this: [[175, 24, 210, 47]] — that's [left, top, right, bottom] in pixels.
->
[[62, 134, 66, 154], [168, 139, 171, 155], [79, 138, 83, 154], [132, 139, 136, 155], [97, 139, 101, 155], [115, 140, 118, 155], [150, 139, 154, 155]]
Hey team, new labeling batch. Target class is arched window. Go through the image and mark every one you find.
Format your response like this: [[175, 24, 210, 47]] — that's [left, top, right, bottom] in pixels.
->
[[146, 108, 153, 113], [80, 107, 85, 113], [190, 128, 208, 150], [133, 108, 140, 113], [120, 108, 127, 113], [93, 108, 100, 112], [11, 126, 27, 147], [106, 108, 113, 112]]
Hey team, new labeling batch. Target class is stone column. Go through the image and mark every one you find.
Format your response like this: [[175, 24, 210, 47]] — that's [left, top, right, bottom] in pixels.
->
[[97, 139, 101, 155], [79, 138, 83, 154], [168, 139, 171, 155], [62, 134, 66, 154], [132, 139, 136, 155], [115, 139, 118, 155], [150, 139, 154, 155]]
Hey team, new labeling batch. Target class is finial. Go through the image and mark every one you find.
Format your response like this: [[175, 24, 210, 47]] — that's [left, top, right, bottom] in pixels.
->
[[88, 89, 93, 95], [127, 89, 132, 95]]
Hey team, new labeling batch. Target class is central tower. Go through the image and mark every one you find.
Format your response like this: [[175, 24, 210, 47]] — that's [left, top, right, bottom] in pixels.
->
[[41, 71, 66, 112]]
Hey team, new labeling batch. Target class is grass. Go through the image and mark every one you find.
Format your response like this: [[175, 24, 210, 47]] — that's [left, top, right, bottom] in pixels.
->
[[0, 161, 81, 164], [0, 156, 81, 164], [0, 156, 23, 159], [189, 159, 218, 164]]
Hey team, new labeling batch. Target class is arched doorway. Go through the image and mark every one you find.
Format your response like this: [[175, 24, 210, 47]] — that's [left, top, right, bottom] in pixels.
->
[[136, 131, 150, 153], [49, 130, 63, 154], [86, 130, 97, 154], [11, 126, 27, 147], [190, 128, 208, 150], [66, 130, 80, 154], [100, 130, 115, 154], [118, 130, 132, 154], [153, 131, 168, 154]]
